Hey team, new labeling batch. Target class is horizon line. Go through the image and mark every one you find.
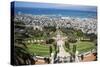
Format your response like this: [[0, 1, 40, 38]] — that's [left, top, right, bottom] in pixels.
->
[[11, 1, 97, 12]]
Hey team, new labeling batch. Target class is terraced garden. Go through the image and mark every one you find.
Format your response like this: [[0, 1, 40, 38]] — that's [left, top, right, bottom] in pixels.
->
[[69, 41, 96, 54], [27, 44, 54, 57]]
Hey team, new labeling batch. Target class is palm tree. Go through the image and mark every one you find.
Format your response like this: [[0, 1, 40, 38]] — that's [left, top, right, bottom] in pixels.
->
[[14, 21, 35, 65], [14, 45, 34, 65]]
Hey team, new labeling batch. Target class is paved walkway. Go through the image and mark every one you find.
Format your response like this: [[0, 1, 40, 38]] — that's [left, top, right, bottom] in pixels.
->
[[56, 30, 70, 58], [57, 39, 70, 57], [82, 54, 96, 62], [55, 31, 71, 63], [35, 60, 46, 64]]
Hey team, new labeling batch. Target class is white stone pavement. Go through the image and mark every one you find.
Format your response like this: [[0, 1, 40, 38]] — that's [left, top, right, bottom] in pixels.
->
[[56, 30, 70, 58], [57, 39, 70, 57], [52, 30, 80, 63]]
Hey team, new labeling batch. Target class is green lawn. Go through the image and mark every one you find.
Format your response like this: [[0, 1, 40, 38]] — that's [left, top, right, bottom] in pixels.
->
[[27, 44, 54, 57], [71, 41, 96, 53]]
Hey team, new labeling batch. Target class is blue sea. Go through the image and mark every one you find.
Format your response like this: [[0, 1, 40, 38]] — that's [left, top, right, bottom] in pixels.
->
[[14, 7, 97, 18]]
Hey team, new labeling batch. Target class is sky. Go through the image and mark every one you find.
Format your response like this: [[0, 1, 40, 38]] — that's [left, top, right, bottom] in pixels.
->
[[12, 1, 97, 12]]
